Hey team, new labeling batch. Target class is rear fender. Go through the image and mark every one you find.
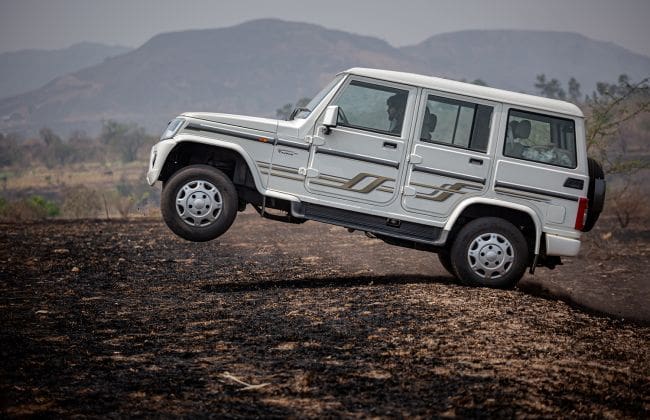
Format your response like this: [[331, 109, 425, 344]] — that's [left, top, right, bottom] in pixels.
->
[[445, 197, 542, 254]]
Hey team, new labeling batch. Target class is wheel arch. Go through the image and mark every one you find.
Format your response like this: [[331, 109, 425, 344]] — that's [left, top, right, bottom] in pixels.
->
[[444, 198, 542, 255], [159, 137, 263, 189]]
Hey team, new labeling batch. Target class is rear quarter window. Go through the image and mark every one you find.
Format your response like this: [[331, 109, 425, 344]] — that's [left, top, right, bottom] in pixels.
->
[[503, 109, 577, 168]]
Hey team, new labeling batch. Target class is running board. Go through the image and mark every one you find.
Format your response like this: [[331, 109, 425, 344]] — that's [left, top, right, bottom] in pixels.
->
[[291, 202, 446, 245]]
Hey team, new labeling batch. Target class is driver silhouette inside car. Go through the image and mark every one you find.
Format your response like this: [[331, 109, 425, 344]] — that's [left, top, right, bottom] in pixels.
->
[[386, 93, 408, 134]]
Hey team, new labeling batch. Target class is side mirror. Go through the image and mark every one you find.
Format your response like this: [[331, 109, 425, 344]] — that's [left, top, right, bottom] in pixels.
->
[[322, 105, 338, 134]]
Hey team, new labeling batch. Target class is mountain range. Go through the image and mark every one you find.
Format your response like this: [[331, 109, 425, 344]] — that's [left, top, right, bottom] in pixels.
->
[[1, 19, 648, 136], [0, 42, 131, 100]]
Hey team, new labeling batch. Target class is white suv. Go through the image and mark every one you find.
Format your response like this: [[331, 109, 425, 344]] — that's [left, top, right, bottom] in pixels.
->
[[147, 68, 605, 288]]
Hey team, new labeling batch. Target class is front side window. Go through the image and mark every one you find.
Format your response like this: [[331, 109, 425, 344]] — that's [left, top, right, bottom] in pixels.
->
[[333, 80, 409, 136], [504, 110, 576, 168], [419, 95, 493, 152]]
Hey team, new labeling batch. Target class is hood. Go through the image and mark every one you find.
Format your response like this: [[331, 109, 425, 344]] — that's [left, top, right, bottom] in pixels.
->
[[182, 112, 278, 134]]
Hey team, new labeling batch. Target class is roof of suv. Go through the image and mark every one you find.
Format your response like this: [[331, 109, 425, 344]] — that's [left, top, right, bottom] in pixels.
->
[[343, 68, 584, 118]]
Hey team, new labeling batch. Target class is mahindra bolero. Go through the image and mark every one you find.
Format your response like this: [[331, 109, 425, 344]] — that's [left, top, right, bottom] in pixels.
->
[[147, 68, 605, 288]]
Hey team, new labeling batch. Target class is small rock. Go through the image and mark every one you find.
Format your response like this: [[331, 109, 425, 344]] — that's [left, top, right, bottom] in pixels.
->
[[71, 267, 80, 272]]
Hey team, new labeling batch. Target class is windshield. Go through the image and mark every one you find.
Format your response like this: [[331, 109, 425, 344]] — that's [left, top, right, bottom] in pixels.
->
[[295, 74, 345, 119]]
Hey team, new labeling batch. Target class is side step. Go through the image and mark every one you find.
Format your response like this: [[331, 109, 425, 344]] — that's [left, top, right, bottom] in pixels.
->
[[292, 202, 446, 245]]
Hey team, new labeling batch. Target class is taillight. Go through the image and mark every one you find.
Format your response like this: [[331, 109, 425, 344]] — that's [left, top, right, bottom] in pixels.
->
[[575, 197, 589, 231]]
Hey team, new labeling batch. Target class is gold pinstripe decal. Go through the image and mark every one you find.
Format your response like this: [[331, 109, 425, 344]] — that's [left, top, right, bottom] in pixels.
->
[[257, 161, 481, 200], [411, 182, 481, 202], [257, 162, 395, 194]]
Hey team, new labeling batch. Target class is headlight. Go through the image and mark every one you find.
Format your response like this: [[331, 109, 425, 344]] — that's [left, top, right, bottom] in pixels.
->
[[160, 117, 185, 140]]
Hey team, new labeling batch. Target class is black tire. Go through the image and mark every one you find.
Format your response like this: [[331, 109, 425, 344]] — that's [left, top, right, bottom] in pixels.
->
[[450, 217, 529, 289], [584, 158, 605, 232], [161, 165, 238, 242], [437, 251, 456, 278]]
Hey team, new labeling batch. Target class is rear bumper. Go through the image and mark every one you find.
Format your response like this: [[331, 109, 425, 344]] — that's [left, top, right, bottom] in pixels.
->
[[545, 233, 581, 257]]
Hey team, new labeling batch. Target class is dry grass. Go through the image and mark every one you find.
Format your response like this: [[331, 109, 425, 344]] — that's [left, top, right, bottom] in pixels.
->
[[2, 161, 145, 192]]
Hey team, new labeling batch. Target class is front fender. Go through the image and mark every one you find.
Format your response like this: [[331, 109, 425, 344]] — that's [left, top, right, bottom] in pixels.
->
[[148, 134, 300, 203]]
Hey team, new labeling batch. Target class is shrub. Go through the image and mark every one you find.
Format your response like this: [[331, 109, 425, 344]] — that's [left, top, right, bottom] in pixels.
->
[[28, 195, 60, 217], [62, 186, 102, 219], [0, 195, 59, 221]]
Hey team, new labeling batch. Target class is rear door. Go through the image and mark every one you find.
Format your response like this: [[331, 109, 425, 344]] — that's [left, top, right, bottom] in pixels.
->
[[402, 91, 498, 218]]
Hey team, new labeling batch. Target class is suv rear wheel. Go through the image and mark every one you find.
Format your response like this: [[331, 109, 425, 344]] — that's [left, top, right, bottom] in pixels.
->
[[450, 217, 528, 289], [161, 165, 238, 242]]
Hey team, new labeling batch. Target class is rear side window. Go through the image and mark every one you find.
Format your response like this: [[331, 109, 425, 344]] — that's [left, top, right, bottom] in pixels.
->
[[420, 94, 493, 152], [504, 109, 576, 168], [334, 80, 410, 136]]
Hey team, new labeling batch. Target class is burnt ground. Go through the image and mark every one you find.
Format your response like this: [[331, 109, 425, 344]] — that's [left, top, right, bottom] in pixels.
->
[[1, 213, 649, 417]]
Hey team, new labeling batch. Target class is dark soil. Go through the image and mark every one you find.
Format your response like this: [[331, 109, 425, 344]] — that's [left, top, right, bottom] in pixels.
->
[[1, 213, 649, 417]]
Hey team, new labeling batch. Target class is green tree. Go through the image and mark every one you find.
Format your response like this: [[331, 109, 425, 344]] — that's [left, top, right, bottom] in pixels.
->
[[584, 74, 650, 174], [39, 127, 75, 168], [568, 77, 581, 103], [533, 74, 650, 177], [68, 129, 101, 162], [0, 133, 23, 167], [100, 120, 151, 162], [534, 74, 566, 100]]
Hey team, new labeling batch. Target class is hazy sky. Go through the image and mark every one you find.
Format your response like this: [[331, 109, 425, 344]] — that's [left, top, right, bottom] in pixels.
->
[[1, 0, 649, 57]]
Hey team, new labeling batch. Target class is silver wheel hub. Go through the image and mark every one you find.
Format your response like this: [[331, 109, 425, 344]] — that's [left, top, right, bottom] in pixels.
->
[[175, 180, 223, 227], [467, 233, 514, 280]]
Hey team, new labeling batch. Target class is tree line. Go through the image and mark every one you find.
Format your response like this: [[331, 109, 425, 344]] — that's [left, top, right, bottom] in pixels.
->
[[534, 73, 650, 228], [534, 73, 650, 175], [0, 120, 155, 169], [2, 74, 645, 174]]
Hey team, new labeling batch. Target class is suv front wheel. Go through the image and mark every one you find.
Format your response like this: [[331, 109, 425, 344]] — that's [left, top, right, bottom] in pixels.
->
[[161, 165, 238, 242], [450, 217, 529, 289]]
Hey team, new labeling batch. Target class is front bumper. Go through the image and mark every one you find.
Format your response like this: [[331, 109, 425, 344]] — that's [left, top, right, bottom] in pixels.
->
[[146, 139, 176, 185]]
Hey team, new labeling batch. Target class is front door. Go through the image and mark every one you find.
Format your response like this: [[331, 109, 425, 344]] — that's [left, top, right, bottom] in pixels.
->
[[305, 78, 416, 206]]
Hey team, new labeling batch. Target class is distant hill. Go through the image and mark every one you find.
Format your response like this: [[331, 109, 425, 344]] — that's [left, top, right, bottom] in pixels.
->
[[402, 30, 650, 93], [0, 19, 648, 136], [0, 42, 132, 100]]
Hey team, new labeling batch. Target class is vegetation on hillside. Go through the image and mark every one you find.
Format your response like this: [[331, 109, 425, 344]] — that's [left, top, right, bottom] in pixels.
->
[[0, 120, 155, 220], [535, 73, 650, 228]]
